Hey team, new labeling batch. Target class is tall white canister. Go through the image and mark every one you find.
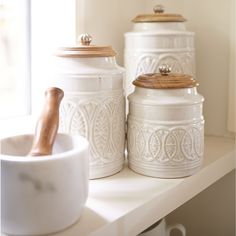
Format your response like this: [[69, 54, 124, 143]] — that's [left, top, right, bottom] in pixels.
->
[[124, 4, 196, 97], [127, 65, 204, 178], [53, 34, 126, 179]]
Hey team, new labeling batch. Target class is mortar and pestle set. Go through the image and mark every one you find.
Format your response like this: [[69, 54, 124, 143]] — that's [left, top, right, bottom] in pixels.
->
[[1, 87, 90, 235]]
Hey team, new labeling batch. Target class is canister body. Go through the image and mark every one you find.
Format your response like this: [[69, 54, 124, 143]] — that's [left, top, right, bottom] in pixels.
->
[[127, 87, 204, 178], [53, 57, 126, 179], [125, 23, 195, 97]]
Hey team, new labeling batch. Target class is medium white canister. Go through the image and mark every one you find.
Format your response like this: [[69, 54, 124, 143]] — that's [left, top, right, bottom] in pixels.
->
[[124, 5, 196, 97], [53, 34, 126, 179], [127, 65, 204, 178]]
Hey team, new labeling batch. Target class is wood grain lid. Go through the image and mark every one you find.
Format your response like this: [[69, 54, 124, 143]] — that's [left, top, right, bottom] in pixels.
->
[[56, 34, 116, 58], [133, 65, 198, 89], [132, 5, 186, 23]]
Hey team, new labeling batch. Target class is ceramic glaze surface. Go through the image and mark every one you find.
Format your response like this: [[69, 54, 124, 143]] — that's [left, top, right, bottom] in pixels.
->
[[127, 87, 204, 178], [125, 22, 195, 97], [53, 54, 126, 179], [1, 134, 89, 236], [59, 90, 125, 179]]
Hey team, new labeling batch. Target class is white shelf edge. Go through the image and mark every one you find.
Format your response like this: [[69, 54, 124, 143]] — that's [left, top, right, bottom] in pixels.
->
[[90, 144, 235, 236], [47, 135, 235, 236]]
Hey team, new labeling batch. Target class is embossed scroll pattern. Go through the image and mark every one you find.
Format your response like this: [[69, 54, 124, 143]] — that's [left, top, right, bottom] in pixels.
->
[[136, 53, 195, 77], [60, 90, 125, 166], [128, 119, 204, 164]]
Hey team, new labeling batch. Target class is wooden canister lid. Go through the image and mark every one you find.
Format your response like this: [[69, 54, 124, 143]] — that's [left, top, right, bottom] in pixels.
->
[[56, 34, 116, 58], [133, 65, 198, 89], [132, 5, 186, 23]]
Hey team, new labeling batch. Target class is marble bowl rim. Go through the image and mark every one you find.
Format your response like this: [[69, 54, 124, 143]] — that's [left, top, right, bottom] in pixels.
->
[[0, 133, 89, 162]]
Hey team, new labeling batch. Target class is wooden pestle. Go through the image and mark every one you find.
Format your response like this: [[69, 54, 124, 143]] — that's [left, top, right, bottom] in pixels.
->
[[28, 87, 64, 156]]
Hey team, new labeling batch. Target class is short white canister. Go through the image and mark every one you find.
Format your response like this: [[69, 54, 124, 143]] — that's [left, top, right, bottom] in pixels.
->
[[124, 4, 196, 97], [127, 65, 204, 178], [53, 34, 126, 179]]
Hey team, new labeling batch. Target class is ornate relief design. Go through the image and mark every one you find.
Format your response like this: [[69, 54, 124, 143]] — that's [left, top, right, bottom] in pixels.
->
[[158, 56, 183, 74], [59, 90, 125, 167], [127, 118, 204, 165], [60, 101, 87, 137], [135, 53, 195, 77]]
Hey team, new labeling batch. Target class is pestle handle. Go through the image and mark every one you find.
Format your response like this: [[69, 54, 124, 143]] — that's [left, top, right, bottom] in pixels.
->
[[29, 87, 64, 156]]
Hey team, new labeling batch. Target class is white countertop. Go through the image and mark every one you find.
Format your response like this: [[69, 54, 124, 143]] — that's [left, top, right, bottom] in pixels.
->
[[49, 136, 235, 236]]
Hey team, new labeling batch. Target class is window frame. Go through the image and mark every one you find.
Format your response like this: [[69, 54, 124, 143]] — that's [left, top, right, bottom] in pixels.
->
[[0, 0, 77, 136], [0, 0, 31, 118]]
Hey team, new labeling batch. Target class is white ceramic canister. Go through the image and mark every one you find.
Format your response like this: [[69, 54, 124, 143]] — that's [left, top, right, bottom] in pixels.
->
[[124, 4, 196, 97], [53, 34, 126, 179], [127, 65, 204, 178]]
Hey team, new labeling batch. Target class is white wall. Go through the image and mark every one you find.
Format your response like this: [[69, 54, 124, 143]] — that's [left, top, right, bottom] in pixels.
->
[[77, 0, 146, 64], [180, 0, 232, 137], [77, 0, 235, 137]]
